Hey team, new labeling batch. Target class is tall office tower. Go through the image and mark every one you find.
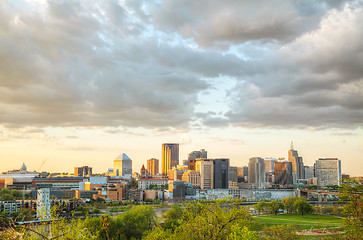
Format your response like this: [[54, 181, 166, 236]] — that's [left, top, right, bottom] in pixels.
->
[[304, 166, 314, 179], [162, 143, 179, 175], [315, 158, 342, 187], [195, 159, 214, 189], [37, 188, 50, 220], [74, 166, 92, 177], [113, 153, 132, 177], [188, 149, 207, 170], [288, 142, 305, 182], [147, 158, 159, 176], [274, 161, 293, 185], [264, 158, 278, 173], [243, 166, 248, 180], [248, 157, 265, 188], [182, 170, 201, 188], [228, 166, 238, 188], [188, 149, 207, 160], [213, 158, 230, 189], [237, 166, 247, 182]]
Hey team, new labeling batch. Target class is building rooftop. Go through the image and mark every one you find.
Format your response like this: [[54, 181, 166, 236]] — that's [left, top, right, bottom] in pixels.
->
[[115, 153, 131, 161]]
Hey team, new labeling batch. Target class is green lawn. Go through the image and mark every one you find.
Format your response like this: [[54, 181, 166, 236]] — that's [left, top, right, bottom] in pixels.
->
[[254, 214, 344, 230]]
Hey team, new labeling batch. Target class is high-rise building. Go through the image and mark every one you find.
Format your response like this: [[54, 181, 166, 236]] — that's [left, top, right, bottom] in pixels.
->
[[213, 158, 230, 189], [237, 166, 247, 182], [248, 157, 265, 188], [188, 149, 207, 160], [74, 166, 92, 177], [187, 149, 207, 170], [304, 166, 314, 179], [113, 153, 132, 177], [37, 188, 50, 220], [147, 158, 159, 176], [315, 158, 342, 187], [228, 166, 237, 188], [264, 158, 278, 173], [195, 159, 214, 189], [274, 161, 293, 185], [288, 142, 305, 182], [162, 143, 179, 175], [182, 170, 201, 188]]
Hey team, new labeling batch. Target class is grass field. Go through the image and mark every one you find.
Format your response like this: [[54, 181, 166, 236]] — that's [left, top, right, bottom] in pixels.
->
[[254, 214, 344, 231]]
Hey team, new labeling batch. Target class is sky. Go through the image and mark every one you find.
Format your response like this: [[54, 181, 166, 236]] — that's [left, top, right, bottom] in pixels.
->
[[0, 0, 362, 176]]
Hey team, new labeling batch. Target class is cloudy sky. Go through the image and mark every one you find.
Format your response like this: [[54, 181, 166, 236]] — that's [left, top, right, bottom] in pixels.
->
[[0, 0, 362, 176]]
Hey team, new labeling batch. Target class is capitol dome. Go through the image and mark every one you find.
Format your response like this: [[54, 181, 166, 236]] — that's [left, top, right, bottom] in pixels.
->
[[20, 163, 27, 172]]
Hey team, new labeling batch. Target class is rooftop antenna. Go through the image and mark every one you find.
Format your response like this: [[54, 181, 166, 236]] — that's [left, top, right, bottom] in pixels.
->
[[290, 141, 294, 150]]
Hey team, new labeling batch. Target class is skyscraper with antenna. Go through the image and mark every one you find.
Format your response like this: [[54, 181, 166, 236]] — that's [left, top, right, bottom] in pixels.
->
[[288, 141, 305, 183]]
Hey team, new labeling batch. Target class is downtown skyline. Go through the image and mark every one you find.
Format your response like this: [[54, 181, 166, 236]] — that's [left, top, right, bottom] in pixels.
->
[[0, 0, 362, 176]]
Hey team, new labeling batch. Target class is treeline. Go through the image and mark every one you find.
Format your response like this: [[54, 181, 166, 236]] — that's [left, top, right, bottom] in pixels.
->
[[0, 188, 24, 201], [1, 199, 297, 240], [254, 197, 313, 217], [254, 196, 348, 217]]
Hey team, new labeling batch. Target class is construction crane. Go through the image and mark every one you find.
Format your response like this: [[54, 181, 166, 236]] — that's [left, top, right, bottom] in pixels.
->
[[38, 159, 47, 172]]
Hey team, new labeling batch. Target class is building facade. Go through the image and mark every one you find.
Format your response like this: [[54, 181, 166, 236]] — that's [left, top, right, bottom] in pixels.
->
[[196, 160, 214, 189], [228, 166, 237, 188], [113, 153, 132, 177], [288, 142, 305, 181], [74, 166, 92, 177], [274, 161, 293, 185], [188, 149, 207, 160], [304, 166, 314, 179], [264, 158, 278, 173], [37, 188, 50, 220], [138, 178, 168, 190], [213, 158, 230, 189], [248, 157, 265, 188], [147, 158, 159, 176], [315, 158, 342, 187], [161, 143, 179, 175], [182, 170, 201, 188]]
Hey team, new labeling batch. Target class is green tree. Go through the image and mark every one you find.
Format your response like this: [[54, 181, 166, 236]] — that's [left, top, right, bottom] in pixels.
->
[[261, 225, 297, 240], [115, 205, 157, 240], [0, 193, 13, 201], [268, 200, 284, 215], [174, 199, 253, 240], [162, 204, 183, 231], [339, 178, 363, 239], [293, 197, 312, 217], [228, 225, 259, 240], [282, 196, 297, 213], [254, 200, 266, 215], [163, 204, 183, 221]]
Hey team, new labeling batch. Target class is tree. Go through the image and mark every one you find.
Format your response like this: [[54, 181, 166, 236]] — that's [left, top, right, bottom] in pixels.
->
[[162, 204, 183, 231], [282, 197, 297, 213], [115, 205, 157, 240], [254, 200, 266, 215], [339, 178, 363, 239], [175, 199, 253, 240], [268, 200, 284, 215], [293, 197, 312, 217], [261, 225, 297, 240], [228, 225, 259, 240]]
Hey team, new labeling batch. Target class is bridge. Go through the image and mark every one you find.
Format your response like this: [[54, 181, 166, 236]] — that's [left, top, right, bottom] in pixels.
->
[[299, 189, 339, 202]]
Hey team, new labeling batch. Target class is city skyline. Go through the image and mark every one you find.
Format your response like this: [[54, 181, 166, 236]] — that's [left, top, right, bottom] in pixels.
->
[[0, 1, 362, 176]]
